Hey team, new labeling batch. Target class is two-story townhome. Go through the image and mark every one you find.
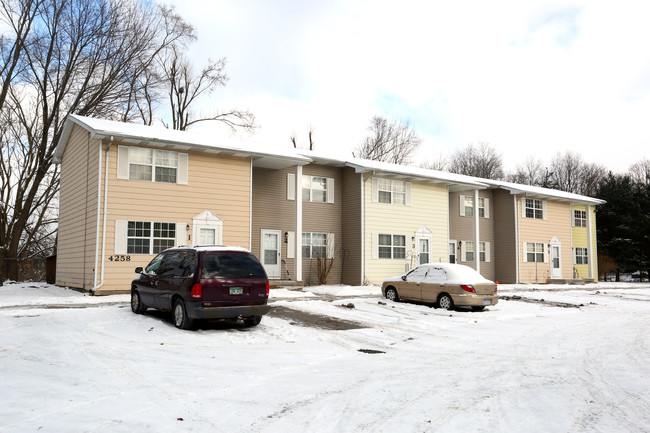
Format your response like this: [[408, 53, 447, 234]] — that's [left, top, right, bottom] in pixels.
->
[[53, 115, 309, 294], [480, 181, 604, 283]]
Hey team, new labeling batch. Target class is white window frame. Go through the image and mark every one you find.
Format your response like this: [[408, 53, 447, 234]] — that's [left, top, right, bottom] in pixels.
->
[[524, 198, 546, 220], [574, 247, 588, 265], [114, 220, 185, 255], [374, 234, 406, 259], [479, 241, 491, 262], [573, 210, 586, 227], [459, 195, 490, 218], [449, 240, 457, 264], [372, 178, 412, 206], [117, 145, 188, 184], [301, 232, 335, 259], [287, 173, 334, 203], [524, 242, 547, 263], [461, 241, 474, 263]]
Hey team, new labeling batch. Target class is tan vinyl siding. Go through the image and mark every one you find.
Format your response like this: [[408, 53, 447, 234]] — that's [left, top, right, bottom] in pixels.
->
[[94, 142, 251, 293], [341, 167, 362, 285], [492, 189, 517, 283], [252, 164, 345, 285], [448, 190, 495, 281], [518, 197, 572, 283], [56, 126, 100, 290], [364, 178, 448, 285]]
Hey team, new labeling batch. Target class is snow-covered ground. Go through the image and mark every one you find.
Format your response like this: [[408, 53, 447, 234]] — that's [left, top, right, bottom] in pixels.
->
[[1, 281, 649, 433]]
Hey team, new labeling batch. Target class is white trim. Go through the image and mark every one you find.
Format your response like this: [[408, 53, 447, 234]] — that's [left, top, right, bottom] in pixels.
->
[[192, 210, 223, 245], [326, 177, 335, 203], [261, 229, 282, 279], [483, 197, 490, 219], [287, 173, 295, 200], [327, 233, 335, 259], [114, 220, 128, 254], [177, 152, 188, 184], [294, 165, 303, 281], [586, 205, 594, 279], [117, 145, 129, 179], [473, 189, 480, 272], [93, 140, 103, 287], [459, 195, 466, 216]]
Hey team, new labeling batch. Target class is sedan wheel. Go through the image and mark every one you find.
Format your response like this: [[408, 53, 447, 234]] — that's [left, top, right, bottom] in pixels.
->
[[385, 287, 399, 302], [131, 290, 146, 314], [244, 315, 262, 327], [438, 293, 454, 310], [173, 299, 194, 330]]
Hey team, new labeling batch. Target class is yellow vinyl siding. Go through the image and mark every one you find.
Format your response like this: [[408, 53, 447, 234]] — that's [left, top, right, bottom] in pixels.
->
[[364, 178, 448, 285], [56, 126, 100, 289], [518, 197, 572, 283], [95, 142, 251, 293], [571, 205, 589, 279]]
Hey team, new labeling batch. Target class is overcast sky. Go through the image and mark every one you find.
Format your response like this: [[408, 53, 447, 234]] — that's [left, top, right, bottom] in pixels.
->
[[165, 0, 650, 173]]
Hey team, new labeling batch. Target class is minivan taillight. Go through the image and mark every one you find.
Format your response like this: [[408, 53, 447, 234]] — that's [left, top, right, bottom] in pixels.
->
[[460, 284, 476, 293], [265, 281, 270, 297], [191, 283, 202, 299]]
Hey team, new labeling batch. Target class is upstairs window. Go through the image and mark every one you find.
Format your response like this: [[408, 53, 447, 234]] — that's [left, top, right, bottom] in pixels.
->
[[524, 198, 545, 219], [459, 195, 489, 218], [372, 178, 411, 206], [302, 176, 328, 202], [117, 146, 188, 184], [573, 210, 586, 227]]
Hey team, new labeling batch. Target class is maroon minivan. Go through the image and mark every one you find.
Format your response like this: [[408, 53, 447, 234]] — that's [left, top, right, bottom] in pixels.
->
[[131, 246, 270, 329]]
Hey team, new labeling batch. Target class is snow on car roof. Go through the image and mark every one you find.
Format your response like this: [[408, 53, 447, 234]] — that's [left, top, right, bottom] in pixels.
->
[[420, 263, 494, 284]]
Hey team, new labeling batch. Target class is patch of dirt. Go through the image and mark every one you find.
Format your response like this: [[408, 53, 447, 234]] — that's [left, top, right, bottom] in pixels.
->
[[500, 295, 589, 308], [267, 305, 367, 330]]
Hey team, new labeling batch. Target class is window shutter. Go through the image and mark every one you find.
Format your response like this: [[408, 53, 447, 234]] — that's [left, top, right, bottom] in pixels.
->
[[287, 173, 295, 200], [405, 182, 412, 206], [114, 220, 128, 254], [521, 198, 526, 218], [459, 195, 466, 216], [117, 146, 129, 180], [542, 201, 548, 220], [327, 178, 335, 203], [543, 244, 549, 263], [372, 233, 379, 259], [327, 233, 335, 258], [572, 247, 576, 264], [177, 153, 188, 185], [461, 242, 467, 262], [176, 222, 187, 246], [485, 241, 491, 262], [287, 231, 295, 259], [372, 178, 378, 203], [483, 198, 490, 219], [522, 242, 528, 262]]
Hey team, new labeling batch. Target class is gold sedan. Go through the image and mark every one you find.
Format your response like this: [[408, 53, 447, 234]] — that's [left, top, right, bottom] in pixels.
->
[[381, 263, 498, 311]]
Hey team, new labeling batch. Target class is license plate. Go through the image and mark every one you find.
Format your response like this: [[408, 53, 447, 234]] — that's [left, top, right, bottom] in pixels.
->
[[229, 287, 243, 295], [483, 299, 491, 305]]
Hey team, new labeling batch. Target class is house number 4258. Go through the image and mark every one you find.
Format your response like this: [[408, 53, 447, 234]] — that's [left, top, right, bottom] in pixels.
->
[[108, 255, 131, 262]]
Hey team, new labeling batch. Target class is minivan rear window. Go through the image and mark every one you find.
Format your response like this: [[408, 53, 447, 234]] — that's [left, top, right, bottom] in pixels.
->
[[201, 253, 266, 279]]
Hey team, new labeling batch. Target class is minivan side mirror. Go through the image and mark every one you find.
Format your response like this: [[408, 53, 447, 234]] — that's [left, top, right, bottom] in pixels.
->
[[135, 267, 143, 274]]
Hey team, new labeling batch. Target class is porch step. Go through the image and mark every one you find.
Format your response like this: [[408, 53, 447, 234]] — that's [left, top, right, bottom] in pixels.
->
[[269, 280, 304, 289], [546, 278, 587, 285]]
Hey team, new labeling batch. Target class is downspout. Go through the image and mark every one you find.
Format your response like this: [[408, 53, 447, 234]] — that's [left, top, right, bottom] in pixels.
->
[[473, 189, 480, 273], [249, 158, 253, 250], [361, 172, 374, 284], [92, 139, 103, 288], [586, 204, 594, 280], [514, 194, 520, 283], [92, 135, 113, 293], [446, 185, 450, 263]]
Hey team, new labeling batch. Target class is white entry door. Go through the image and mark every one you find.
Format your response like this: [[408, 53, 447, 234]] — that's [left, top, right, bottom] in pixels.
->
[[417, 237, 430, 265], [261, 230, 281, 279], [551, 244, 561, 278]]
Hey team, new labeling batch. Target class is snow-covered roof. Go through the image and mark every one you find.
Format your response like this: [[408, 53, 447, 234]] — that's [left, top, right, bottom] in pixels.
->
[[54, 114, 311, 169], [483, 179, 606, 205], [298, 150, 488, 191]]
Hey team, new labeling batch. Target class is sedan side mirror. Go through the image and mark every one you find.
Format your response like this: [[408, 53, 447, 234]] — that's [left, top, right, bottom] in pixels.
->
[[401, 275, 406, 281], [135, 267, 143, 274]]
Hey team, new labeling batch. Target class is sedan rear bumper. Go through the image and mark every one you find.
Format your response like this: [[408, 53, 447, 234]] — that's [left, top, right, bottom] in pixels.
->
[[186, 303, 271, 320], [451, 294, 499, 307]]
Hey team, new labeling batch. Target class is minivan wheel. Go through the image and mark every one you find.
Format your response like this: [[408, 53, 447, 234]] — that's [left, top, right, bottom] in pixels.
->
[[438, 293, 454, 310], [244, 315, 262, 327], [131, 290, 147, 314], [385, 287, 399, 302], [173, 299, 194, 330]]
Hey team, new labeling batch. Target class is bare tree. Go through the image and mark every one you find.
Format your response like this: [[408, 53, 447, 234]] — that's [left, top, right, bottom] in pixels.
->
[[507, 155, 548, 186], [160, 46, 255, 131], [448, 142, 505, 179], [290, 125, 315, 150], [629, 158, 650, 185], [0, 0, 192, 282], [549, 151, 605, 195], [352, 116, 422, 165], [420, 152, 448, 171]]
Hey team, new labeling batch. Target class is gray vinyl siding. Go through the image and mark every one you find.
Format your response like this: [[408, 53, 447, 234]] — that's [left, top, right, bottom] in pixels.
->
[[492, 189, 517, 283], [252, 164, 344, 285], [448, 190, 496, 281], [56, 126, 100, 290], [341, 167, 362, 285]]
